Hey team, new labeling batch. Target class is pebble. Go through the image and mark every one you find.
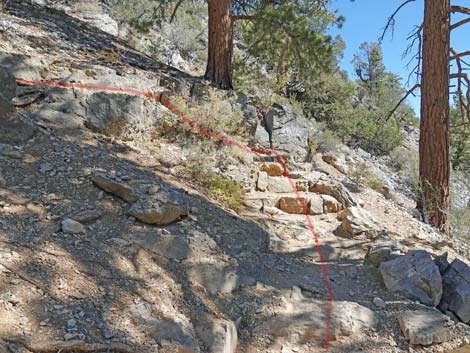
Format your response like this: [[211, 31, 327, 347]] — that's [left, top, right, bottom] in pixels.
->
[[373, 297, 386, 309], [104, 330, 114, 339], [62, 218, 86, 234], [66, 318, 77, 330]]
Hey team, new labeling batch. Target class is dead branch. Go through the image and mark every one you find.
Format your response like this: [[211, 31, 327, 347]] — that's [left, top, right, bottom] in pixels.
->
[[1, 338, 136, 353], [450, 51, 470, 61], [451, 5, 470, 15], [385, 83, 420, 121], [169, 0, 184, 23], [380, 0, 416, 42], [451, 17, 470, 30]]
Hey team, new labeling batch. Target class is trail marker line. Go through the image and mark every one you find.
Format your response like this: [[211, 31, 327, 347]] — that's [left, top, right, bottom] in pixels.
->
[[16, 78, 333, 350]]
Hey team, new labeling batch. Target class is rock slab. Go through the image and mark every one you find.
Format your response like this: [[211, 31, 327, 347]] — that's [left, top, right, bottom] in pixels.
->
[[397, 309, 454, 345]]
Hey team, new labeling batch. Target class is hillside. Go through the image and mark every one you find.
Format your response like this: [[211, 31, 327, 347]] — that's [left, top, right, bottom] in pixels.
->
[[1, 1, 470, 353]]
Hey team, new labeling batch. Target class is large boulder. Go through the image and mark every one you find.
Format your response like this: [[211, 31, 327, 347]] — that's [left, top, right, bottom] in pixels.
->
[[254, 103, 311, 161], [379, 250, 442, 306], [440, 259, 470, 323]]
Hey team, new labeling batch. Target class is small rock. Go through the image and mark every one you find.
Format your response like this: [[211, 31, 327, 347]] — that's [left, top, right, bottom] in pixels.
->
[[196, 316, 237, 353], [308, 195, 324, 215], [129, 198, 187, 225], [148, 185, 160, 195], [66, 319, 77, 330], [38, 162, 53, 174], [71, 209, 102, 223], [61, 219, 86, 234], [373, 297, 386, 309], [277, 197, 307, 214], [434, 252, 450, 274], [104, 330, 114, 339], [91, 171, 138, 203]]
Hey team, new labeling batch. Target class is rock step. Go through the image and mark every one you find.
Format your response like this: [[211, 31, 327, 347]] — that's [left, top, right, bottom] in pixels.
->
[[244, 192, 344, 215]]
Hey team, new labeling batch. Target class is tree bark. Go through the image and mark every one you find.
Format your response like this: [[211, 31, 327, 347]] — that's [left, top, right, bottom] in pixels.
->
[[204, 0, 233, 90], [419, 0, 451, 233]]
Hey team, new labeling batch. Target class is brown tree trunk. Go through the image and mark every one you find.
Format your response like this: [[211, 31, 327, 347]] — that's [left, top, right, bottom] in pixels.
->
[[204, 0, 233, 90], [419, 0, 451, 233]]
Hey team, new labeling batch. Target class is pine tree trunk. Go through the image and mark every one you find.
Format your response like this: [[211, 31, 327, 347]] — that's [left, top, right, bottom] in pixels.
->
[[419, 0, 451, 233], [204, 0, 233, 90]]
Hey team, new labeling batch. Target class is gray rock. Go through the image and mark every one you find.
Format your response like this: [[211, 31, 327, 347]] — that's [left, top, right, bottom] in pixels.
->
[[149, 319, 200, 352], [85, 92, 162, 139], [254, 103, 311, 161], [0, 112, 36, 145], [71, 209, 102, 223], [373, 297, 386, 309], [0, 67, 16, 117], [397, 309, 454, 345], [62, 219, 86, 234], [91, 171, 138, 203], [196, 316, 237, 353], [379, 250, 442, 306], [435, 252, 450, 274], [132, 233, 191, 260], [366, 239, 404, 266], [441, 259, 470, 323], [66, 318, 77, 330], [129, 198, 187, 226]]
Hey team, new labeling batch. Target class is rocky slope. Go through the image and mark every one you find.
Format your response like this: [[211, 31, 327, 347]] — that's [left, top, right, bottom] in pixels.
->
[[1, 1, 470, 353]]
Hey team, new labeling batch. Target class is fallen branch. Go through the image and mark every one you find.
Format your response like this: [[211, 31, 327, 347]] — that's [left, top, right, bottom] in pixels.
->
[[385, 83, 420, 121], [1, 338, 136, 353]]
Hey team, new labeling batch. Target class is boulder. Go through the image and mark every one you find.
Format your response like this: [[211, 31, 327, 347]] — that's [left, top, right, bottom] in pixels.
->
[[254, 103, 311, 161], [91, 171, 138, 203], [196, 317, 237, 353], [440, 259, 470, 323], [129, 198, 188, 226], [366, 239, 405, 266], [379, 250, 442, 306], [397, 309, 454, 345], [310, 181, 355, 208], [340, 207, 379, 237], [322, 194, 343, 213]]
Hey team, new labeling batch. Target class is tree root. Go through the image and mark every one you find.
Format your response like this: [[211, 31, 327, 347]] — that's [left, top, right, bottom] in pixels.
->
[[1, 338, 136, 353]]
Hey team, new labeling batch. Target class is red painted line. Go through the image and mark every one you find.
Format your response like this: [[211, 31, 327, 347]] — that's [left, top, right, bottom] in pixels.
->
[[16, 78, 333, 350]]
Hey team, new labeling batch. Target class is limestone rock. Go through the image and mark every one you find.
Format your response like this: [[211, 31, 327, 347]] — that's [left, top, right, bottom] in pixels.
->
[[267, 176, 292, 193], [310, 181, 355, 208], [129, 198, 187, 226], [397, 309, 454, 345], [91, 171, 138, 203], [322, 194, 343, 213], [309, 195, 324, 215], [196, 316, 237, 353], [259, 162, 284, 177], [440, 259, 470, 323], [256, 171, 268, 191], [340, 207, 379, 237], [379, 250, 442, 306], [278, 197, 307, 214], [61, 218, 86, 234]]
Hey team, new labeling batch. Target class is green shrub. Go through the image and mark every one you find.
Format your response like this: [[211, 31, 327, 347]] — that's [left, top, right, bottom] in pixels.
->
[[349, 162, 386, 192], [205, 174, 245, 211]]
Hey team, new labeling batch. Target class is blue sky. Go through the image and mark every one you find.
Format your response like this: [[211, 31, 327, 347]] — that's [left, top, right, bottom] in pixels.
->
[[329, 0, 468, 116]]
